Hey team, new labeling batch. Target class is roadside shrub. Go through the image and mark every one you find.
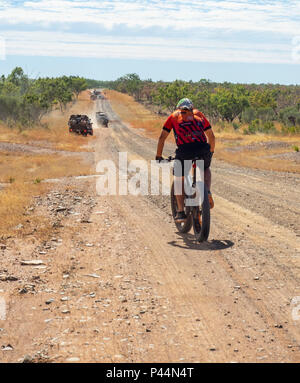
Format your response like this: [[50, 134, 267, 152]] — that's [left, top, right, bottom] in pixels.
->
[[261, 121, 276, 133], [241, 107, 256, 124], [241, 107, 276, 125], [218, 121, 225, 130], [281, 124, 300, 134], [0, 95, 22, 122], [232, 122, 240, 130], [279, 106, 300, 127], [244, 119, 275, 134], [247, 119, 260, 134], [257, 107, 276, 123]]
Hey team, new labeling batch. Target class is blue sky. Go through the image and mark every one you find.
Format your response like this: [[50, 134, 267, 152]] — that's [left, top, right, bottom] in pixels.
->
[[0, 0, 299, 84]]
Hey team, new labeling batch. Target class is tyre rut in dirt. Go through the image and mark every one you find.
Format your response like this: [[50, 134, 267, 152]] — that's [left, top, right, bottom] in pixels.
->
[[192, 185, 210, 242], [171, 182, 192, 233]]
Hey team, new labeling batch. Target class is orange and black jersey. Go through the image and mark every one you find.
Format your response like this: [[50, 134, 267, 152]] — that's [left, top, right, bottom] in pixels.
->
[[163, 109, 211, 147]]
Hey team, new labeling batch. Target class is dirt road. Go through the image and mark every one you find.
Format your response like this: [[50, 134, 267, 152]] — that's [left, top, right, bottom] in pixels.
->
[[0, 97, 299, 363]]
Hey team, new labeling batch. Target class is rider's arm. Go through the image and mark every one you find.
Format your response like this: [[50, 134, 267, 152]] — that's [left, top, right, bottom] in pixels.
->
[[196, 111, 216, 152], [156, 129, 169, 157], [195, 111, 215, 152], [156, 116, 173, 158], [205, 128, 215, 152]]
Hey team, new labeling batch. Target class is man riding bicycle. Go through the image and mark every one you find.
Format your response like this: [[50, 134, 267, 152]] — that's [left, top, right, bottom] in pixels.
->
[[156, 98, 215, 222]]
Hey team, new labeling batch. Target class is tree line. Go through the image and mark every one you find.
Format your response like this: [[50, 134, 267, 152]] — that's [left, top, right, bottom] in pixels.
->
[[0, 67, 87, 129], [1, 68, 299, 134], [98, 74, 300, 134]]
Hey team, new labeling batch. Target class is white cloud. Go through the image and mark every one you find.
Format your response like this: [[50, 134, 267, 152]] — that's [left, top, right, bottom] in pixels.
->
[[0, 1, 299, 63], [1, 0, 299, 34], [2, 30, 293, 63]]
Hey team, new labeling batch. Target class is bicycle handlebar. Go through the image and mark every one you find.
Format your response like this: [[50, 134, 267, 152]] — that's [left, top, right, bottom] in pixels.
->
[[167, 156, 176, 162], [161, 156, 203, 163]]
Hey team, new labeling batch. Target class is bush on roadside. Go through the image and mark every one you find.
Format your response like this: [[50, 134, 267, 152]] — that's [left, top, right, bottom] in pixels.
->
[[279, 106, 300, 127], [241, 107, 256, 124], [281, 125, 300, 134], [241, 107, 276, 124], [232, 122, 240, 130], [256, 107, 276, 123], [243, 119, 276, 135]]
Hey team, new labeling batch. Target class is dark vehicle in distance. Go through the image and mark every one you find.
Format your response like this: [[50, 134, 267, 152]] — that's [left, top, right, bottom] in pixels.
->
[[96, 111, 109, 127], [90, 89, 104, 100], [68, 114, 93, 136]]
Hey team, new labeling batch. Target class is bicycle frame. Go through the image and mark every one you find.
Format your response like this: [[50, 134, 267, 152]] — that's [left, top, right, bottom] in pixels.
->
[[183, 159, 205, 208]]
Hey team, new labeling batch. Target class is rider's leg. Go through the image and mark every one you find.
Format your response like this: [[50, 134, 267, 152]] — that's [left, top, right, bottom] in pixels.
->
[[174, 176, 187, 222], [175, 176, 185, 211], [205, 166, 214, 209], [204, 167, 211, 191], [173, 163, 187, 221], [174, 159, 185, 213], [204, 168, 215, 209], [204, 152, 214, 209]]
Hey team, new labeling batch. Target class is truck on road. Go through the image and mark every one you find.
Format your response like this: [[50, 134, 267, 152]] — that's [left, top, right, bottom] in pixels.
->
[[96, 111, 109, 127], [68, 114, 93, 136]]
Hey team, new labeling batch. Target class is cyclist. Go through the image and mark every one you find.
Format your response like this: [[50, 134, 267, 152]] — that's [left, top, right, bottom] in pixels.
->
[[156, 98, 215, 222]]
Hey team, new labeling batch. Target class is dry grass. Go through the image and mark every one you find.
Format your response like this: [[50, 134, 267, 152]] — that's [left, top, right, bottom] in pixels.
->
[[0, 181, 48, 237], [105, 89, 300, 173], [213, 124, 300, 172], [215, 146, 300, 173], [0, 151, 93, 237], [0, 151, 92, 184], [214, 122, 298, 143]]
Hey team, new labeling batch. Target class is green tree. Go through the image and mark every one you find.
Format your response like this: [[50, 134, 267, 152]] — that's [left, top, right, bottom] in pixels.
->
[[249, 90, 277, 111], [68, 76, 88, 99], [116, 73, 143, 100], [153, 80, 193, 112], [210, 87, 249, 122], [6, 67, 30, 95]]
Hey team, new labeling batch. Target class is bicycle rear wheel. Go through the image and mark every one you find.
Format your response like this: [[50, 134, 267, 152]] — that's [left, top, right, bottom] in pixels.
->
[[192, 185, 210, 242], [170, 182, 192, 233]]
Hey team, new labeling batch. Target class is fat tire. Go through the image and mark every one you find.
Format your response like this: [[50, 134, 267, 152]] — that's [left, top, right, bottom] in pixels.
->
[[192, 185, 210, 242]]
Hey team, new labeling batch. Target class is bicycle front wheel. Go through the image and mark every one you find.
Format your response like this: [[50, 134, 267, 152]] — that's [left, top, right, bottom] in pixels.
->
[[192, 185, 210, 242]]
